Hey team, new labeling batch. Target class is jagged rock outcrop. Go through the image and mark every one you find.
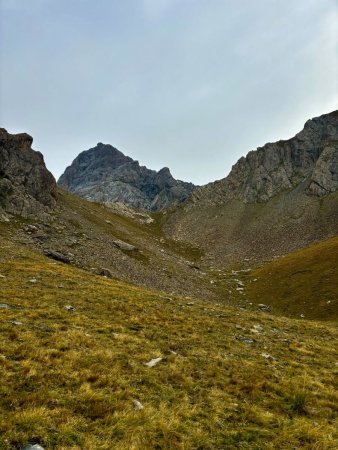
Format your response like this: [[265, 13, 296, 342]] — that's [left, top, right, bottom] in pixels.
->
[[166, 111, 338, 266], [191, 110, 338, 205], [0, 128, 57, 220], [58, 143, 195, 210]]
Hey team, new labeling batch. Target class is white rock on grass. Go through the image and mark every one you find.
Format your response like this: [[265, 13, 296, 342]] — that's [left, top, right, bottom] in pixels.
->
[[133, 399, 144, 410], [64, 305, 76, 311], [145, 357, 163, 368], [0, 274, 6, 278]]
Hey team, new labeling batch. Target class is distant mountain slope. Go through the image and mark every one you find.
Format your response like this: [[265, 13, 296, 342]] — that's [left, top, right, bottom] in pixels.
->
[[58, 143, 195, 211], [166, 111, 338, 265]]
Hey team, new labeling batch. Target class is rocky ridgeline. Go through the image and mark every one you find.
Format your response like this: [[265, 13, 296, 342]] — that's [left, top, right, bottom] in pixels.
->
[[0, 128, 57, 221], [191, 110, 338, 204], [58, 143, 195, 211]]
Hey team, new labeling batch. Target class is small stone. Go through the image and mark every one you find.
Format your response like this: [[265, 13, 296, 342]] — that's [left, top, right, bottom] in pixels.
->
[[0, 274, 6, 278], [169, 350, 177, 355], [186, 302, 194, 306], [253, 324, 264, 332], [145, 357, 163, 367], [261, 353, 275, 360], [29, 278, 37, 283], [133, 399, 144, 410], [300, 314, 305, 318], [0, 303, 9, 308], [258, 303, 269, 310], [235, 324, 243, 330], [9, 320, 23, 326], [64, 305, 75, 311], [250, 328, 260, 334]]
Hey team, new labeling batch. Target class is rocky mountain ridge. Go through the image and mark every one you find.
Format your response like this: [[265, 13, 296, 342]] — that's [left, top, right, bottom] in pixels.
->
[[191, 110, 338, 205], [0, 128, 57, 221], [166, 111, 338, 266], [58, 142, 195, 211]]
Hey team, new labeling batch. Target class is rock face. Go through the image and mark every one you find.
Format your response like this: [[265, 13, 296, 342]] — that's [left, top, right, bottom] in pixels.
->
[[191, 110, 338, 204], [58, 143, 195, 210], [0, 128, 57, 219], [166, 111, 338, 266]]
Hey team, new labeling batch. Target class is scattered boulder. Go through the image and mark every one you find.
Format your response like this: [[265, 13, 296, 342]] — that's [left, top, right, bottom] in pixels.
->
[[113, 239, 138, 252], [100, 268, 114, 278], [44, 250, 72, 264]]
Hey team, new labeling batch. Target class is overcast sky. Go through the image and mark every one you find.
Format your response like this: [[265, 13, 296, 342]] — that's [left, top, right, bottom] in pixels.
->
[[0, 0, 337, 185]]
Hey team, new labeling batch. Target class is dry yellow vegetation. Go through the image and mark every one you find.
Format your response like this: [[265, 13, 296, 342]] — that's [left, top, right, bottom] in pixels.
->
[[247, 237, 338, 320], [0, 237, 337, 449]]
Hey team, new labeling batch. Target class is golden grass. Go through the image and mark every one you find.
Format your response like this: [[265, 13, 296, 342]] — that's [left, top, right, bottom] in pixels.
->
[[247, 237, 338, 320], [0, 237, 337, 449]]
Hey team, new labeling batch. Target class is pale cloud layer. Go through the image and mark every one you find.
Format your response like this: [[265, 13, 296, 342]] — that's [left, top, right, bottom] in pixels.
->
[[0, 0, 337, 185]]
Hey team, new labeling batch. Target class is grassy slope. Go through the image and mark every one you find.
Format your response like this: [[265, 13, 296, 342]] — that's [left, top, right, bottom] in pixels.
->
[[0, 238, 337, 449], [247, 237, 338, 320]]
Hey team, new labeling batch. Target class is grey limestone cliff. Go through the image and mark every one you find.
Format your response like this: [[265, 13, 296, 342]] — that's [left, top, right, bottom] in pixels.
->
[[192, 110, 338, 205], [0, 128, 57, 221], [58, 143, 195, 210]]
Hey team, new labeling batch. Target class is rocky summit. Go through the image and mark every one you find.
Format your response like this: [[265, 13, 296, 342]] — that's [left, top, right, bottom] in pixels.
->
[[191, 110, 338, 204], [58, 142, 195, 210], [0, 128, 57, 221]]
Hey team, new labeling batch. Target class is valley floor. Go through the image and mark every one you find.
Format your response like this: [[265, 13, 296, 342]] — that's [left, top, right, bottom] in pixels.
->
[[0, 237, 337, 449]]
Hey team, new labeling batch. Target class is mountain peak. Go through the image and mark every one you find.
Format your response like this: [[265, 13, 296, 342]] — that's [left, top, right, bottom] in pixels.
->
[[58, 144, 195, 210]]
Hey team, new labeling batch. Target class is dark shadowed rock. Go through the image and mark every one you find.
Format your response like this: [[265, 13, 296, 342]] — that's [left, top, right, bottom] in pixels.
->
[[57, 143, 195, 210], [0, 128, 57, 219], [100, 267, 114, 278]]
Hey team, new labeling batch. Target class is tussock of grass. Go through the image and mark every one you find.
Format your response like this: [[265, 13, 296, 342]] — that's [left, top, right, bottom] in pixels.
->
[[0, 238, 337, 449], [247, 237, 338, 320]]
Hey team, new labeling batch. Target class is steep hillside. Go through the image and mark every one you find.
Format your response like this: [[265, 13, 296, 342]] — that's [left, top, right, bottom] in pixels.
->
[[58, 143, 195, 211], [166, 111, 338, 265], [0, 238, 337, 449], [246, 237, 338, 320], [0, 187, 217, 303]]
